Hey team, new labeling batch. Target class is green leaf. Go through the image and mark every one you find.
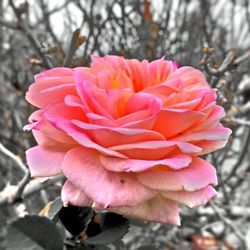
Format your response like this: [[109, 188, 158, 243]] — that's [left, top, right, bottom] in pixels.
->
[[86, 212, 129, 245], [6, 215, 64, 250], [59, 206, 94, 236]]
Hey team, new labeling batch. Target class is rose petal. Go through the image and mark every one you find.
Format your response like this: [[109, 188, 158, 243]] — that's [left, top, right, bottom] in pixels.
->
[[55, 120, 127, 158], [167, 67, 208, 88], [61, 181, 92, 207], [72, 119, 165, 147], [35, 67, 74, 79], [99, 154, 192, 172], [188, 105, 226, 133], [143, 79, 181, 99], [87, 112, 118, 127], [137, 157, 217, 191], [166, 97, 202, 110], [148, 57, 177, 85], [174, 123, 232, 141], [153, 108, 207, 139], [117, 92, 162, 129], [32, 130, 74, 150], [109, 140, 201, 160], [44, 102, 87, 124], [62, 147, 155, 208], [31, 116, 76, 145], [195, 140, 229, 155], [110, 196, 180, 225], [26, 79, 77, 108], [162, 185, 217, 207], [26, 146, 65, 177], [75, 71, 130, 119]]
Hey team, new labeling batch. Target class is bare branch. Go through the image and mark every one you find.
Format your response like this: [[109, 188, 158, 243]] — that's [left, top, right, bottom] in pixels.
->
[[0, 143, 27, 174], [209, 201, 247, 248], [0, 175, 65, 207], [63, 28, 81, 67]]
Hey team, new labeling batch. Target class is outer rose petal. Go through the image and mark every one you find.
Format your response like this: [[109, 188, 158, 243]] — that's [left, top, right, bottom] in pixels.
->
[[26, 67, 88, 109], [35, 67, 75, 79], [62, 147, 156, 208], [62, 181, 92, 207], [162, 185, 217, 207], [174, 123, 232, 141], [99, 154, 192, 172], [26, 84, 77, 109], [137, 157, 217, 192], [187, 105, 226, 133], [110, 196, 180, 225], [195, 140, 229, 155], [167, 66, 208, 88], [32, 130, 74, 150], [61, 180, 181, 225], [28, 115, 77, 145], [26, 146, 65, 177]]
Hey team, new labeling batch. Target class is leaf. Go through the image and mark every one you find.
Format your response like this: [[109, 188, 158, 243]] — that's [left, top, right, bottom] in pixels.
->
[[39, 197, 63, 220], [59, 205, 94, 236], [6, 215, 64, 250], [86, 212, 129, 245]]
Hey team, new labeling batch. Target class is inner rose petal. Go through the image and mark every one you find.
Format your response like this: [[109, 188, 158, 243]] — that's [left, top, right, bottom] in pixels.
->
[[99, 154, 192, 172], [71, 120, 165, 147]]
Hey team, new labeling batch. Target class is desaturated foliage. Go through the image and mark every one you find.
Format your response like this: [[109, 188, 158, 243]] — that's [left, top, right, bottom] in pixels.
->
[[0, 0, 250, 249]]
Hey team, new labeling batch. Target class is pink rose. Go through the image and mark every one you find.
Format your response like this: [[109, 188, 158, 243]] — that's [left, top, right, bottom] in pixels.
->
[[25, 56, 231, 224]]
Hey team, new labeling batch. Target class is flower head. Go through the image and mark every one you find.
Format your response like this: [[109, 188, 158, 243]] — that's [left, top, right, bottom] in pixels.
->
[[25, 55, 231, 224]]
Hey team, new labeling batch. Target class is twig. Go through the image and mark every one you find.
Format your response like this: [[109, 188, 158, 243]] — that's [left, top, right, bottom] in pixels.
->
[[224, 117, 250, 127], [199, 205, 250, 218], [13, 171, 31, 202], [63, 28, 81, 67], [0, 18, 17, 29], [9, 0, 53, 69], [0, 175, 65, 206], [0, 142, 27, 174], [201, 48, 236, 77], [227, 101, 250, 117], [234, 49, 250, 66], [209, 200, 247, 248], [0, 142, 32, 204]]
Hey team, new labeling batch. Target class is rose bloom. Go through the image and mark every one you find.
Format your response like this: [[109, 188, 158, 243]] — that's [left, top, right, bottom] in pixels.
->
[[25, 56, 231, 225]]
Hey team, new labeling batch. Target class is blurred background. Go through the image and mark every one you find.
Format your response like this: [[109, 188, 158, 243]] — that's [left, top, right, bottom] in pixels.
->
[[0, 0, 250, 249]]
